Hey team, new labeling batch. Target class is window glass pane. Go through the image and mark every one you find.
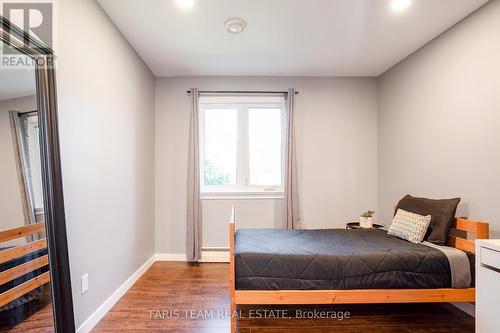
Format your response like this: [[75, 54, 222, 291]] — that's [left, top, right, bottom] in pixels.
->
[[28, 120, 44, 209], [203, 108, 237, 186], [249, 108, 282, 186]]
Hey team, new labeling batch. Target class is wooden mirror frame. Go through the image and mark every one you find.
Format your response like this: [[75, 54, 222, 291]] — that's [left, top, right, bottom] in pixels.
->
[[0, 16, 75, 332]]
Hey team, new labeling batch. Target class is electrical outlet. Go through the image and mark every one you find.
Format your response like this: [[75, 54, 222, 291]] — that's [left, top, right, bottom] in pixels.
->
[[81, 273, 89, 294]]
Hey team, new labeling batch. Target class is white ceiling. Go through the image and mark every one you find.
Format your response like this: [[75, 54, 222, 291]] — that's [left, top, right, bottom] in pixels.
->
[[0, 70, 35, 101], [99, 0, 488, 77], [0, 43, 36, 101]]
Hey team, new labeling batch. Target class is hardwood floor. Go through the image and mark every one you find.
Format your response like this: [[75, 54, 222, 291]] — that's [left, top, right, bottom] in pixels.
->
[[6, 303, 53, 333], [93, 262, 475, 333], [0, 287, 53, 333]]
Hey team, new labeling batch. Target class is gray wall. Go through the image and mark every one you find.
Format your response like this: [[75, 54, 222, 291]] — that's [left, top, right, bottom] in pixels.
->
[[378, 0, 500, 237], [155, 76, 378, 254], [0, 96, 37, 246], [55, 0, 155, 328]]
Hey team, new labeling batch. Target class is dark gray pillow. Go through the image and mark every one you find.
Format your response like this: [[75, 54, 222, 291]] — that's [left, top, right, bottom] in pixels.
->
[[395, 195, 461, 245]]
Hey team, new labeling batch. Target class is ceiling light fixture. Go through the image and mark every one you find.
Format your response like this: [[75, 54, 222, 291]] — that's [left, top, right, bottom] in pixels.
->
[[390, 0, 411, 12], [176, 0, 194, 10], [225, 18, 246, 34]]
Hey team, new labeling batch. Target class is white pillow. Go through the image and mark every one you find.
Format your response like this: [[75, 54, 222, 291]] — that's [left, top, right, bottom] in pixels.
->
[[388, 209, 431, 243]]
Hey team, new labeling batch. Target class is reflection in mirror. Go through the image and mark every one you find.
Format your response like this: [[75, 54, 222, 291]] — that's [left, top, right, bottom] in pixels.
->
[[0, 40, 54, 331]]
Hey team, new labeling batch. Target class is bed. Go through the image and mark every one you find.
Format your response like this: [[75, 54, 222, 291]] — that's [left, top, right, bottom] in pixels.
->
[[0, 222, 50, 310], [235, 228, 475, 290], [228, 207, 489, 331]]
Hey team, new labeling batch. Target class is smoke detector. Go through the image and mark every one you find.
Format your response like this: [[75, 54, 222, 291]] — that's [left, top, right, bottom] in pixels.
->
[[225, 18, 246, 34]]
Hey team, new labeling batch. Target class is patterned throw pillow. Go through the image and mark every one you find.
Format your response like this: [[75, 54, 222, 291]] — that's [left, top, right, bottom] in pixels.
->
[[388, 209, 431, 243]]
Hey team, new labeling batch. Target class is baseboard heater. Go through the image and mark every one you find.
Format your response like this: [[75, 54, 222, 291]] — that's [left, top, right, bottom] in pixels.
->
[[201, 247, 230, 263]]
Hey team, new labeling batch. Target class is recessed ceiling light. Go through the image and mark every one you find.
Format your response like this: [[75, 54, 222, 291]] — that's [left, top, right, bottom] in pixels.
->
[[225, 18, 246, 34], [176, 0, 194, 10], [390, 0, 411, 12]]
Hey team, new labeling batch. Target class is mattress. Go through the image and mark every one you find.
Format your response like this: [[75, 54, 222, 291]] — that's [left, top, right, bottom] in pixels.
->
[[235, 228, 472, 290]]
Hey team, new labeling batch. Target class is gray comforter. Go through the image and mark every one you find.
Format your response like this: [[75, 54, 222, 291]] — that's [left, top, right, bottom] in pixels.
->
[[235, 228, 469, 290]]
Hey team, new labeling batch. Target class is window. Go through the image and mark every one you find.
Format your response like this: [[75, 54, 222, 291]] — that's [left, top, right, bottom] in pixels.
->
[[199, 95, 285, 194], [24, 115, 44, 210]]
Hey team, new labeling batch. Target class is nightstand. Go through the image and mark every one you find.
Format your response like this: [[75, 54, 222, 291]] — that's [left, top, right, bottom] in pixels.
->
[[476, 239, 500, 333], [346, 222, 384, 230]]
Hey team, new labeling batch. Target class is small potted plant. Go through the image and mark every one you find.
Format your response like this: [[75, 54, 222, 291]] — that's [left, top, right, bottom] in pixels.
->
[[360, 211, 375, 228]]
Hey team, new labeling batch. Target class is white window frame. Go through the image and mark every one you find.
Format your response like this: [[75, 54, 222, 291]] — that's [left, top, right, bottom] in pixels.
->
[[199, 98, 286, 197]]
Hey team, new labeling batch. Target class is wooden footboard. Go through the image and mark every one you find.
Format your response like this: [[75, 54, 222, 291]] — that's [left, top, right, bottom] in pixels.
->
[[235, 288, 475, 305], [229, 209, 487, 313], [0, 222, 50, 308]]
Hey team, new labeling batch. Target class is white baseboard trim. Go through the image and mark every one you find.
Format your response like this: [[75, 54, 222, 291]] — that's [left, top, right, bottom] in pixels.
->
[[201, 250, 229, 263], [77, 252, 228, 332], [451, 302, 475, 317], [155, 253, 187, 261], [76, 254, 156, 333]]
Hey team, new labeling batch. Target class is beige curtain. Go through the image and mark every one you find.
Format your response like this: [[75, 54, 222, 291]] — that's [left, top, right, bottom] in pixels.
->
[[186, 88, 202, 261], [284, 88, 301, 229]]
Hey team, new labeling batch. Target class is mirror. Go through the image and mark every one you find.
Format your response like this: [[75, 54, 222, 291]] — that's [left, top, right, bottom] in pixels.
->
[[0, 38, 53, 330]]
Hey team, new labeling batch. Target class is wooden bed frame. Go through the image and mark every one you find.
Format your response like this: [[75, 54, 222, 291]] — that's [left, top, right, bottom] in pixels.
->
[[0, 222, 50, 308], [229, 207, 489, 331]]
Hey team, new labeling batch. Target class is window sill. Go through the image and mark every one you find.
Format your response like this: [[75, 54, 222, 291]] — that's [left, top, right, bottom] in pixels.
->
[[201, 191, 284, 200]]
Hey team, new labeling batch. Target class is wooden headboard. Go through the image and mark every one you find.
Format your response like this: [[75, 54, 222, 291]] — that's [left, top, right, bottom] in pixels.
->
[[447, 218, 489, 254]]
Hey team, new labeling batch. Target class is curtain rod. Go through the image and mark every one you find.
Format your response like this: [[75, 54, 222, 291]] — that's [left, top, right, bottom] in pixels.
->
[[17, 110, 38, 116], [186, 90, 299, 95]]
